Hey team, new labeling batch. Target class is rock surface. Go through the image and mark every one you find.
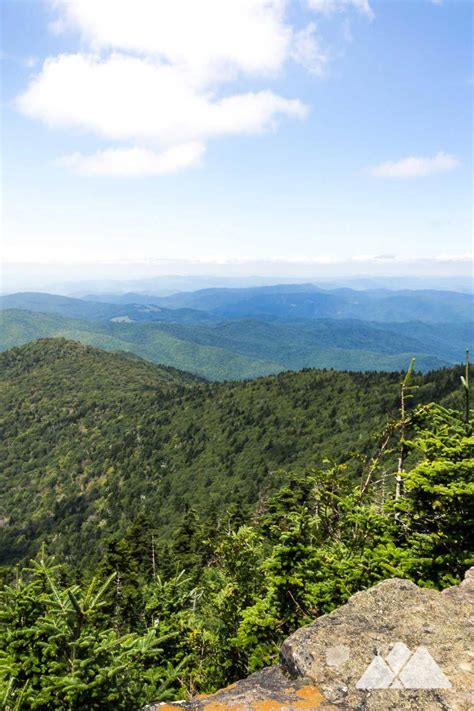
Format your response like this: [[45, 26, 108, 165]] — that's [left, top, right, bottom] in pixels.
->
[[145, 666, 335, 711], [145, 569, 473, 710], [281, 571, 473, 710]]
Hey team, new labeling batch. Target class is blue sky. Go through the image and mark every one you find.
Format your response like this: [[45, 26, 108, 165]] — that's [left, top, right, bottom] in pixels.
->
[[1, 0, 472, 279]]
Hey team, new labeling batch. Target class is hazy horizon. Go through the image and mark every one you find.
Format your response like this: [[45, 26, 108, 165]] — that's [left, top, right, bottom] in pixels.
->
[[2, 258, 473, 296]]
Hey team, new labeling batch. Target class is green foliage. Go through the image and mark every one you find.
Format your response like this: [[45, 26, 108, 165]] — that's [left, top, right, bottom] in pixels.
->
[[0, 553, 183, 710], [391, 403, 474, 586], [0, 339, 465, 569], [0, 339, 472, 707]]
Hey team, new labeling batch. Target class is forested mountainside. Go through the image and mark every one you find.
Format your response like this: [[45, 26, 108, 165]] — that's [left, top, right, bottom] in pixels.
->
[[2, 307, 472, 379], [0, 309, 282, 380], [1, 338, 472, 709], [0, 338, 465, 570]]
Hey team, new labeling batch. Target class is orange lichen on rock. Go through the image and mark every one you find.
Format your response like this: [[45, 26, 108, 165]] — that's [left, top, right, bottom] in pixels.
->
[[293, 685, 326, 708], [142, 667, 329, 710], [244, 685, 326, 710], [250, 699, 288, 710], [197, 682, 327, 709]]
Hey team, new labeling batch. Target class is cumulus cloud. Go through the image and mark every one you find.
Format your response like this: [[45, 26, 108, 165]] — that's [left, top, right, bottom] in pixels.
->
[[58, 143, 205, 177], [50, 0, 292, 83], [17, 0, 371, 177], [17, 53, 307, 145], [369, 152, 460, 178]]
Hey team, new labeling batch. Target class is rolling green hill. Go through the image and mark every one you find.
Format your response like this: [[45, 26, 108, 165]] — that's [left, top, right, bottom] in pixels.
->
[[0, 338, 465, 568], [2, 308, 469, 380], [0, 310, 282, 380], [2, 287, 472, 379], [0, 292, 213, 323], [149, 317, 470, 370]]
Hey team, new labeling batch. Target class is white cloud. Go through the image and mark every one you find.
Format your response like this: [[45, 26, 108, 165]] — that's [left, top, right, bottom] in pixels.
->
[[307, 0, 374, 19], [58, 143, 205, 177], [17, 53, 307, 145], [369, 152, 461, 178], [50, 0, 292, 84], [291, 23, 328, 75], [16, 0, 371, 177]]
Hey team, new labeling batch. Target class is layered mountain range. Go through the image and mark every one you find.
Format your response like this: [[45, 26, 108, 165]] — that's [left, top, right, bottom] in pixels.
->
[[1, 284, 472, 379]]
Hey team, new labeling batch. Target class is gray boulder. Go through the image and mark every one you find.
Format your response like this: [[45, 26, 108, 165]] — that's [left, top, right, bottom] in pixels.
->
[[146, 568, 473, 710]]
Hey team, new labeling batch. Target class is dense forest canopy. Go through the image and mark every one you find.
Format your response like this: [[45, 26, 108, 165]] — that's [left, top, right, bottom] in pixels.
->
[[0, 338, 472, 709], [0, 338, 466, 569], [0, 339, 462, 563]]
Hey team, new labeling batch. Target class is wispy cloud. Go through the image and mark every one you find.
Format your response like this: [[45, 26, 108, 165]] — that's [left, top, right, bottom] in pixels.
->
[[369, 152, 460, 178], [291, 23, 328, 76], [58, 143, 205, 177], [307, 0, 374, 20]]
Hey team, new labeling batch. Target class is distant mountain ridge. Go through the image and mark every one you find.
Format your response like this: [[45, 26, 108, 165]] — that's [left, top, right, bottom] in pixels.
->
[[3, 285, 473, 323], [145, 284, 474, 323], [1, 286, 472, 379]]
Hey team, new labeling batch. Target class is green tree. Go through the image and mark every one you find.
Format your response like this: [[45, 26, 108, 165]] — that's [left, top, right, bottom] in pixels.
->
[[0, 553, 181, 710], [392, 403, 474, 586]]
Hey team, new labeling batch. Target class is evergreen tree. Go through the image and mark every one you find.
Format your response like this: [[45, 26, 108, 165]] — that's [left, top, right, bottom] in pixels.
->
[[0, 553, 180, 710], [393, 403, 474, 586]]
